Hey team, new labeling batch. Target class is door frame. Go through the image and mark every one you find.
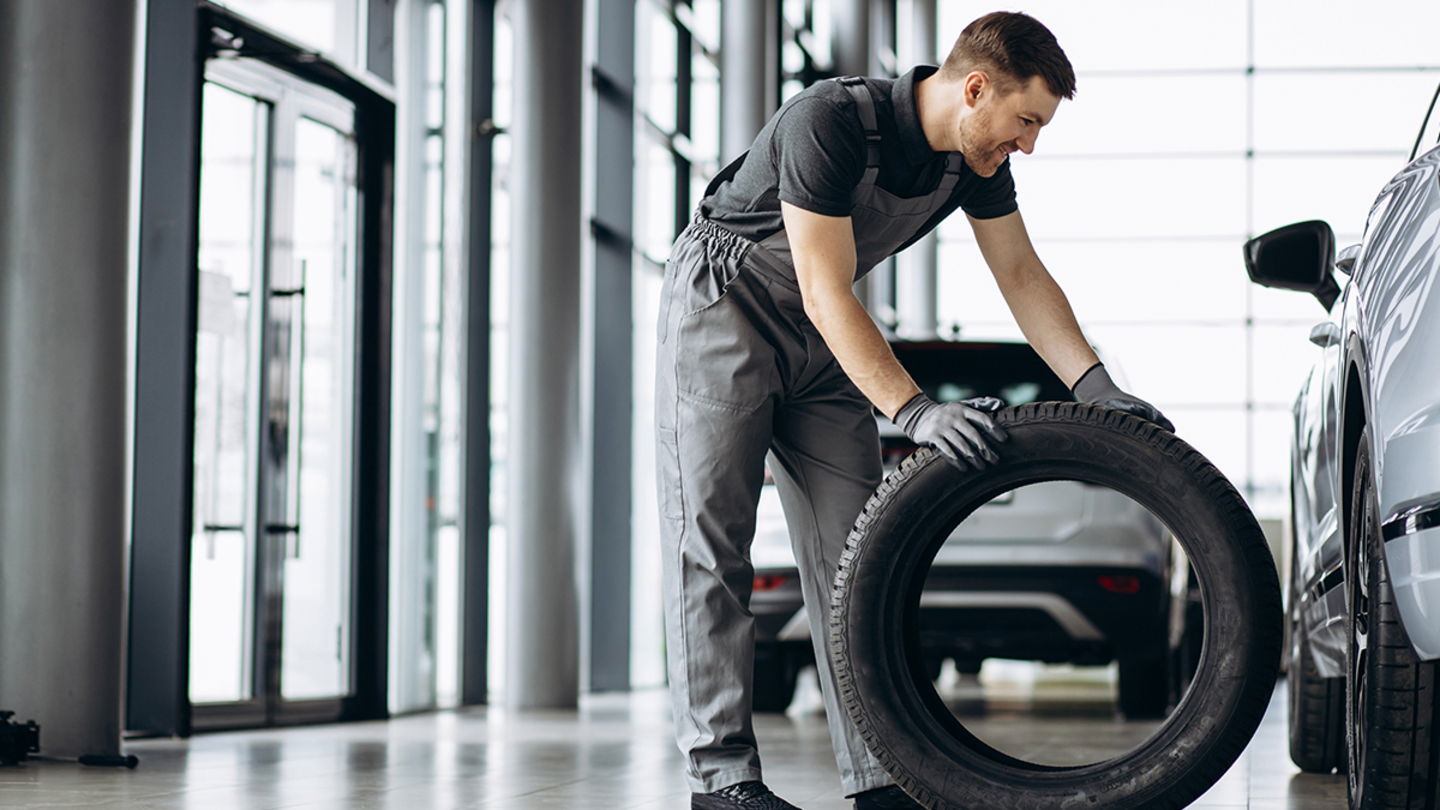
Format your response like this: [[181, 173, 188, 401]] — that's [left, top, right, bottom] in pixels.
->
[[128, 1, 394, 736]]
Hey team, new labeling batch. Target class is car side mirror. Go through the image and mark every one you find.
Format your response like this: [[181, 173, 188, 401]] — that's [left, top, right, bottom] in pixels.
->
[[1243, 220, 1341, 310]]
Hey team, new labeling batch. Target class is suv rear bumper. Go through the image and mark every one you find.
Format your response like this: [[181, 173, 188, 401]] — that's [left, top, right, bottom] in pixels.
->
[[752, 565, 1169, 665]]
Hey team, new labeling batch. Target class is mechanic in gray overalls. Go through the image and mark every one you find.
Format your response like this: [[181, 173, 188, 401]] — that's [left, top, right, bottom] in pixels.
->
[[656, 13, 1173, 810]]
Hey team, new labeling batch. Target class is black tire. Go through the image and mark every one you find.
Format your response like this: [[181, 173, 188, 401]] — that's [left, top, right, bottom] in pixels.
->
[[828, 403, 1282, 810], [752, 644, 799, 713], [1119, 649, 1170, 720], [1288, 499, 1344, 773], [1344, 427, 1440, 808]]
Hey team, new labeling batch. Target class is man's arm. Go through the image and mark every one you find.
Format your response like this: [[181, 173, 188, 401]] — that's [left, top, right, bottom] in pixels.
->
[[783, 201, 1009, 468], [967, 210, 1098, 387], [781, 201, 921, 419]]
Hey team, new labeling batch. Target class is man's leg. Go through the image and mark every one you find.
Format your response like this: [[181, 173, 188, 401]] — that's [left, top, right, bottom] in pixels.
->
[[768, 365, 894, 796], [655, 239, 783, 793]]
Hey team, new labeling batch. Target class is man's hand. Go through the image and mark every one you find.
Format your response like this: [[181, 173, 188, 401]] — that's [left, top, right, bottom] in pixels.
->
[[894, 394, 1009, 470], [1071, 362, 1175, 432]]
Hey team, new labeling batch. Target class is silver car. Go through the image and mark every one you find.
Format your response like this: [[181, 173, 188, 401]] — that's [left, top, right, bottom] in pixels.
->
[[749, 339, 1200, 719], [1247, 82, 1440, 806]]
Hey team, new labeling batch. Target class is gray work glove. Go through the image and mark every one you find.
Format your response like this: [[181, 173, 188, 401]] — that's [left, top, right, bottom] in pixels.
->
[[1071, 362, 1175, 432], [893, 393, 1008, 470]]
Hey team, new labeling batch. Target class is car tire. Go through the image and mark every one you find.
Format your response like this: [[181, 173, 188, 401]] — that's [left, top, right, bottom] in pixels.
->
[[752, 644, 798, 713], [1344, 427, 1440, 807], [1118, 649, 1170, 719], [1287, 499, 1345, 774], [828, 402, 1283, 810]]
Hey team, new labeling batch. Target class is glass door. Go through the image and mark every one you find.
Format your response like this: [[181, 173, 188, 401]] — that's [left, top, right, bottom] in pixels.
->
[[191, 59, 360, 727]]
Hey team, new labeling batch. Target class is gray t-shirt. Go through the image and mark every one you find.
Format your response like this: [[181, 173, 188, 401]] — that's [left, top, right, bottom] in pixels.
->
[[698, 65, 1018, 251]]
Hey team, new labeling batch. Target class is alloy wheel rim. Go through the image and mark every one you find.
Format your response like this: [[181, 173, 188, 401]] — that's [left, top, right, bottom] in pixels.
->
[[1348, 487, 1372, 800]]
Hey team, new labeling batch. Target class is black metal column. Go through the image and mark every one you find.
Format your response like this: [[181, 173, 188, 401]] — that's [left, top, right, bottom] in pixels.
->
[[583, 0, 636, 694], [126, 0, 203, 738], [459, 0, 495, 707]]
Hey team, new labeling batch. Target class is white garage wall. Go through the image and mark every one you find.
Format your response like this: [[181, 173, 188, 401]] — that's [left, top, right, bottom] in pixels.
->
[[935, 1, 1440, 518]]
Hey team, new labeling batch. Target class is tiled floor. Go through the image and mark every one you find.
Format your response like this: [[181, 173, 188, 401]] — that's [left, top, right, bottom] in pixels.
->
[[0, 669, 1348, 809]]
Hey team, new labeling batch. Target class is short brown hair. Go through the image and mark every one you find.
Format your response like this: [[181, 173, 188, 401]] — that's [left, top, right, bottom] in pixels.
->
[[940, 11, 1076, 100]]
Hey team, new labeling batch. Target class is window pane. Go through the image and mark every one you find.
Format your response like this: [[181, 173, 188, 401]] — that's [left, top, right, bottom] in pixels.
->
[[1014, 156, 1247, 240], [1080, 324, 1248, 408], [1030, 240, 1252, 323], [691, 47, 720, 164], [1252, 156, 1400, 236], [940, 2, 1248, 72], [1254, 0, 1440, 69], [1251, 325, 1321, 407], [1250, 408, 1296, 518], [636, 136, 678, 261], [1044, 75, 1247, 156], [217, 0, 347, 59], [1254, 72, 1439, 154], [637, 0, 679, 133]]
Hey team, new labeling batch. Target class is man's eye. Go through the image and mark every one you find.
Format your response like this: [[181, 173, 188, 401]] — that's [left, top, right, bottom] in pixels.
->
[[1021, 118, 1034, 126]]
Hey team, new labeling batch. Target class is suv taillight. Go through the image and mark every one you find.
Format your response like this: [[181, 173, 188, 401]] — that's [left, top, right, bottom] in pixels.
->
[[754, 575, 789, 592], [1097, 574, 1141, 594]]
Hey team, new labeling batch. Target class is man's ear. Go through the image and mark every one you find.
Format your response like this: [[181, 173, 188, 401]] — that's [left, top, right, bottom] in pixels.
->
[[963, 71, 988, 107]]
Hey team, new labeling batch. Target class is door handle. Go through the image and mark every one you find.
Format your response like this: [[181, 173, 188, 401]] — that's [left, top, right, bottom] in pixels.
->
[[1308, 322, 1341, 348], [265, 523, 302, 558]]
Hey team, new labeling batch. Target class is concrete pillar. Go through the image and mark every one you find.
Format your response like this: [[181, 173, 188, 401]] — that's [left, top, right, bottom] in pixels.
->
[[389, 0, 434, 713], [721, 0, 772, 161], [0, 0, 136, 757], [832, 0, 879, 309], [896, 0, 939, 339], [831, 0, 872, 78], [505, 0, 583, 709]]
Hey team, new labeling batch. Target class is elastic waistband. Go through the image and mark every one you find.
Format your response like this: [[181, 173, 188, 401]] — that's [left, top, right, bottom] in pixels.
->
[[681, 213, 800, 294]]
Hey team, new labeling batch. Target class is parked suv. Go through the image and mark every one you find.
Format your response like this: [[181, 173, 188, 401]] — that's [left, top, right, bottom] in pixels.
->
[[750, 339, 1200, 719], [1247, 82, 1440, 807]]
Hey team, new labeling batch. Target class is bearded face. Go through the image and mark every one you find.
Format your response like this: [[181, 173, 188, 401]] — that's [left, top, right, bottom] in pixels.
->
[[953, 75, 1061, 177], [957, 102, 1008, 178]]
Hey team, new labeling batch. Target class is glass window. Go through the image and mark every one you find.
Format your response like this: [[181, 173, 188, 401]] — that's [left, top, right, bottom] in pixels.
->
[[1251, 156, 1400, 236], [1253, 73, 1440, 154], [1251, 325, 1324, 407], [216, 0, 358, 65], [1079, 324, 1248, 408], [637, 0, 679, 133], [1253, 1, 1440, 69], [1042, 74, 1247, 156], [1027, 240, 1252, 324], [939, 2, 1248, 72], [1014, 156, 1247, 240]]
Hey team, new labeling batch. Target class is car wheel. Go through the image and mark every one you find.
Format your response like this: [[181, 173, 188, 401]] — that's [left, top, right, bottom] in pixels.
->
[[828, 403, 1282, 810], [1118, 649, 1170, 719], [1344, 427, 1440, 807], [1287, 503, 1344, 774], [752, 644, 798, 713]]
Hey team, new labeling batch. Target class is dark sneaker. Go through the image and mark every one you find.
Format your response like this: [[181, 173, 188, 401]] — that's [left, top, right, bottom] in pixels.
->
[[853, 785, 925, 809], [692, 780, 801, 809]]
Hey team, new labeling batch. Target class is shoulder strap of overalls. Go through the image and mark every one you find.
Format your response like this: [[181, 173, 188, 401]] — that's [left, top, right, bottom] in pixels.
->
[[836, 77, 881, 187], [936, 152, 965, 196]]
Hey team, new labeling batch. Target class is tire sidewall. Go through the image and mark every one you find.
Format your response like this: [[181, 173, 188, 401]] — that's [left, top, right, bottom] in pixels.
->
[[833, 405, 1282, 809]]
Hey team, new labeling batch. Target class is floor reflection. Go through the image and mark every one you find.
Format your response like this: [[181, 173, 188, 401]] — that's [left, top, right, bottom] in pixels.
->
[[935, 660, 1166, 766]]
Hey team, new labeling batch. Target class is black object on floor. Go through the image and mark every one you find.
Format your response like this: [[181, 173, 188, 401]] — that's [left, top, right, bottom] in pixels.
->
[[829, 402, 1283, 810], [0, 711, 41, 766]]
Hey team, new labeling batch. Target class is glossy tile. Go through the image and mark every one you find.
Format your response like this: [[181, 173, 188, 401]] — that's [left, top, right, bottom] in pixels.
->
[[0, 677, 1348, 809]]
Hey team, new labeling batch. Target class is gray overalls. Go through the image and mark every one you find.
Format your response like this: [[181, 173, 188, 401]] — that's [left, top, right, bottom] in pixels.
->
[[655, 77, 964, 796]]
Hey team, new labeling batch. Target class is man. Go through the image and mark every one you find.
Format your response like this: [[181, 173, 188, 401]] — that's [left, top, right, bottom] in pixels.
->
[[655, 11, 1171, 810]]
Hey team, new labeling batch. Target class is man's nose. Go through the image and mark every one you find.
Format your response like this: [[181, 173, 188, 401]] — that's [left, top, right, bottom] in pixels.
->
[[1016, 131, 1036, 155]]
